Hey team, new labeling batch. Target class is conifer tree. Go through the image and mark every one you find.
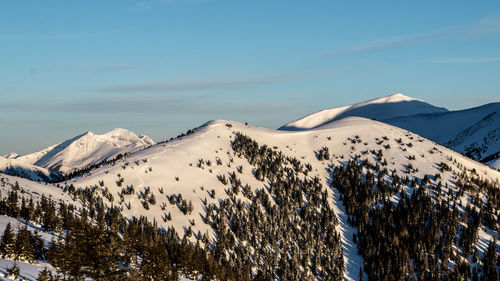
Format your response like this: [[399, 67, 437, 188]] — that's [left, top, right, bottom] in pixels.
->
[[140, 243, 176, 280], [6, 261, 20, 279], [0, 222, 16, 259], [359, 267, 365, 281], [36, 267, 53, 281], [31, 230, 45, 260], [481, 239, 498, 281], [15, 225, 35, 262]]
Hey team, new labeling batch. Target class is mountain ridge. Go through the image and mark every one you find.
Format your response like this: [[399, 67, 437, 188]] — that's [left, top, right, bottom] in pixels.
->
[[279, 93, 448, 131], [0, 116, 499, 280], [65, 117, 500, 280], [280, 94, 500, 169], [2, 128, 154, 177]]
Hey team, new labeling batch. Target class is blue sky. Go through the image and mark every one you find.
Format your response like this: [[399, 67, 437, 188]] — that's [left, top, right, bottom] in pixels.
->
[[1, 0, 500, 155]]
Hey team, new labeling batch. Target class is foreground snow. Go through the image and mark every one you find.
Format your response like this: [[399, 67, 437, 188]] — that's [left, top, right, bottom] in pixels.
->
[[0, 259, 55, 281]]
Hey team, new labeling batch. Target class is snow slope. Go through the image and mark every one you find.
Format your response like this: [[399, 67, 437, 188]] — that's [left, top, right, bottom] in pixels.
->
[[60, 118, 500, 281], [280, 94, 500, 169], [445, 110, 500, 169], [0, 173, 83, 280], [279, 93, 448, 131], [0, 157, 53, 182], [12, 128, 155, 175], [1, 117, 499, 280], [385, 102, 500, 144], [1, 153, 19, 160], [0, 173, 82, 209], [0, 259, 55, 281], [384, 102, 500, 168]]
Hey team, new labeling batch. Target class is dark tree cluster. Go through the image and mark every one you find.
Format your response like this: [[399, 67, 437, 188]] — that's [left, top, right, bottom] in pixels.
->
[[0, 222, 44, 262], [51, 153, 129, 183], [1, 166, 57, 182], [331, 158, 499, 281], [0, 178, 243, 281], [157, 127, 197, 145], [201, 132, 344, 280]]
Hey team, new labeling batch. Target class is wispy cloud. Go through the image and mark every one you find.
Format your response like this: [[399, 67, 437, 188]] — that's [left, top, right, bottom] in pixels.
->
[[0, 94, 301, 117], [135, 0, 210, 10], [55, 65, 143, 73], [323, 16, 500, 56], [422, 57, 500, 64], [0, 69, 329, 122], [98, 70, 329, 93], [0, 29, 126, 41]]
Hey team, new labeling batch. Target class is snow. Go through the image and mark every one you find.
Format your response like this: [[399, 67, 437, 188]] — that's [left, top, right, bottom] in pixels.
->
[[385, 102, 500, 144], [0, 216, 60, 281], [330, 182, 365, 281], [1, 114, 499, 280], [0, 158, 53, 182], [0, 216, 58, 248], [445, 111, 500, 163], [385, 102, 500, 168], [1, 154, 18, 160], [60, 117, 499, 281], [0, 173, 82, 209], [13, 128, 154, 175], [280, 94, 500, 169], [487, 158, 500, 170], [279, 93, 448, 130], [0, 259, 55, 281]]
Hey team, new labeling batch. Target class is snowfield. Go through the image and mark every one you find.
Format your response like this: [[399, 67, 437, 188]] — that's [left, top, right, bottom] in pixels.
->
[[57, 117, 499, 281], [0, 94, 498, 280]]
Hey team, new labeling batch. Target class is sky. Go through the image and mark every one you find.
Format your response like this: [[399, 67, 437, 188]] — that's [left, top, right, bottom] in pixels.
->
[[1, 0, 500, 155]]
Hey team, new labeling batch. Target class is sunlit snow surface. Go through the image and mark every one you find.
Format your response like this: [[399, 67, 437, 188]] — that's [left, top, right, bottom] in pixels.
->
[[1, 116, 499, 280]]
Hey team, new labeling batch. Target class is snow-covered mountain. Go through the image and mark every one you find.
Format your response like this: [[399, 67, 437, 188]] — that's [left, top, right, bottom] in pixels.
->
[[384, 102, 500, 144], [0, 157, 54, 182], [0, 117, 499, 280], [1, 152, 19, 159], [446, 110, 500, 169], [9, 128, 154, 176], [279, 93, 448, 131], [63, 118, 499, 280], [384, 102, 500, 169], [280, 94, 500, 169]]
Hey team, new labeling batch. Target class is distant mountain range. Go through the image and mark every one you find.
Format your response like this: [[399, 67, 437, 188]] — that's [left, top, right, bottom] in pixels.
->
[[1, 128, 154, 180], [1, 93, 498, 183], [279, 93, 500, 170]]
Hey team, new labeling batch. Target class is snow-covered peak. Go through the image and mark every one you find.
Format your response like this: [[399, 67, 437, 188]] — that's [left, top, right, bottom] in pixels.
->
[[367, 93, 422, 104], [1, 152, 19, 159], [96, 128, 154, 147], [12, 128, 155, 174], [279, 93, 447, 131], [139, 134, 155, 146], [102, 128, 136, 141]]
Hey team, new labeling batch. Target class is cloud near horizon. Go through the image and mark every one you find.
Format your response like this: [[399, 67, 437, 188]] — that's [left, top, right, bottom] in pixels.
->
[[97, 69, 330, 93], [0, 94, 303, 116], [53, 65, 143, 73]]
